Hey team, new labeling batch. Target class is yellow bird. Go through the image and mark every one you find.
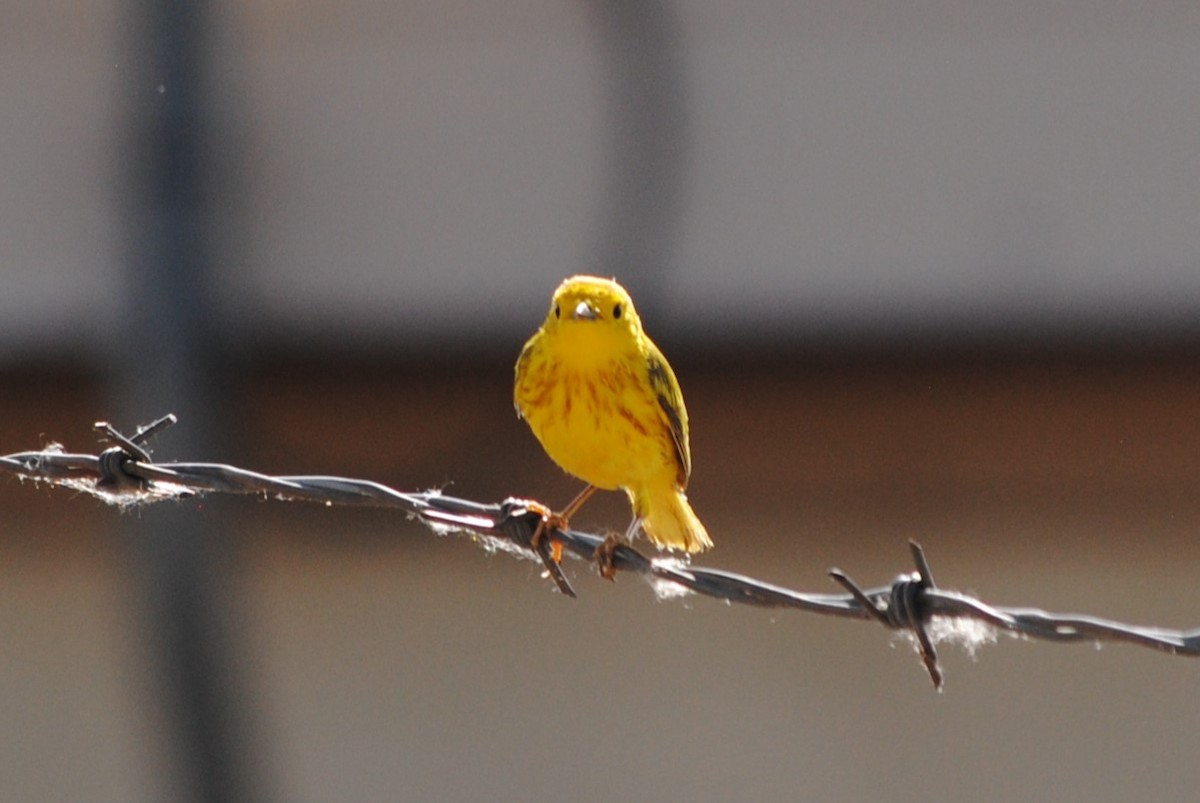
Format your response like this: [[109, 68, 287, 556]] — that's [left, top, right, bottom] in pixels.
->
[[514, 275, 711, 573]]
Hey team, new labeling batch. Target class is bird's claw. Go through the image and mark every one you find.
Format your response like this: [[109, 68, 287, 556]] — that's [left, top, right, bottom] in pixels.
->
[[594, 533, 625, 582], [526, 500, 566, 564], [511, 499, 573, 596]]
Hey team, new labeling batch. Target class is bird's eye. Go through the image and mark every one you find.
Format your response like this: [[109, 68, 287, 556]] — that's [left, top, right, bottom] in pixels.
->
[[554, 304, 560, 319], [613, 303, 622, 319]]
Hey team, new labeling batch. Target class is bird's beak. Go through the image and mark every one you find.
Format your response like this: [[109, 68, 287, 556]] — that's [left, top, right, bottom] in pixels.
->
[[571, 300, 599, 320]]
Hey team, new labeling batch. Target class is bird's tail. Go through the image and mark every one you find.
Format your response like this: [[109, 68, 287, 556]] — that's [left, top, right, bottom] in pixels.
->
[[631, 484, 713, 553]]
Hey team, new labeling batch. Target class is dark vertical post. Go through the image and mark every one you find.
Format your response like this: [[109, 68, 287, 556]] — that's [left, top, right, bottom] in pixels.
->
[[119, 2, 258, 801]]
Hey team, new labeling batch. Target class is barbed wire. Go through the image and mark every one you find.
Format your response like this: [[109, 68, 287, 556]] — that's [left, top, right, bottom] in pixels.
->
[[4, 414, 1199, 689]]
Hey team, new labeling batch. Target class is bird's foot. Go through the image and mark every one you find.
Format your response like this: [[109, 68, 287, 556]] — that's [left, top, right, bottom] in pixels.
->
[[529, 484, 598, 565], [593, 533, 626, 582], [525, 500, 565, 565]]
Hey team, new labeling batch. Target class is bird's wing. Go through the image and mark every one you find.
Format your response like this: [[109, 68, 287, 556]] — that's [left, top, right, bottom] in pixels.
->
[[513, 334, 539, 418], [644, 340, 691, 486]]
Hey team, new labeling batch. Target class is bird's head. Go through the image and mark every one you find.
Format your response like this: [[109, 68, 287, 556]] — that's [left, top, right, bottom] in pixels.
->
[[543, 275, 643, 339]]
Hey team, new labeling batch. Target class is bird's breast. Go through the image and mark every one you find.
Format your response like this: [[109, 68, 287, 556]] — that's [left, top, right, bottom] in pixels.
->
[[520, 355, 673, 491]]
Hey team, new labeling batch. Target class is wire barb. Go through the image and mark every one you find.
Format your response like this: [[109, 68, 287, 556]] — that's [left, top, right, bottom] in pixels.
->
[[5, 415, 1200, 689], [94, 414, 177, 461], [829, 560, 942, 689]]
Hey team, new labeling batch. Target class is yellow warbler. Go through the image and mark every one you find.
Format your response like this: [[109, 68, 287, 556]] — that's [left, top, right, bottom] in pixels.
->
[[514, 275, 712, 563]]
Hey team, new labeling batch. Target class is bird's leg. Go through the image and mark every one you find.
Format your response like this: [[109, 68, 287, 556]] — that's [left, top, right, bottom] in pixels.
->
[[595, 516, 641, 581], [530, 484, 597, 564], [559, 483, 599, 521]]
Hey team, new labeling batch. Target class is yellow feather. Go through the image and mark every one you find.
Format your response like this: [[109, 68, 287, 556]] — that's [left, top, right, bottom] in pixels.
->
[[514, 275, 712, 553]]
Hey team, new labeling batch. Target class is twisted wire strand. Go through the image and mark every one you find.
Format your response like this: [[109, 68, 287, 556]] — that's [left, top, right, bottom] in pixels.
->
[[4, 416, 1199, 689]]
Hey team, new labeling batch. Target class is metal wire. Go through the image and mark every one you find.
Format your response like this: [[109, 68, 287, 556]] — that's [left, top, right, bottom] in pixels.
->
[[5, 415, 1200, 689]]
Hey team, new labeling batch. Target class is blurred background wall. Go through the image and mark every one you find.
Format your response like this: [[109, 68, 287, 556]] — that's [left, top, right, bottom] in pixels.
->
[[3, 2, 1200, 801]]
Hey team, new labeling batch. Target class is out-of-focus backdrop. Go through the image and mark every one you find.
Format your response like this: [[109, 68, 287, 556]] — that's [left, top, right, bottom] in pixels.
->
[[3, 2, 1200, 801]]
